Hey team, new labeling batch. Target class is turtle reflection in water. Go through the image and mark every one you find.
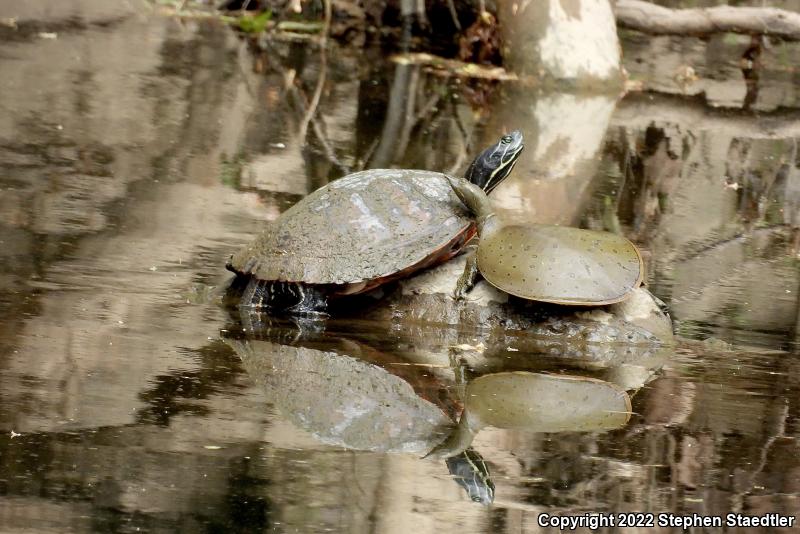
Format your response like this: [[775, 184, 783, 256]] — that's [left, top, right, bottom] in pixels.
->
[[225, 318, 632, 506], [226, 131, 524, 315], [431, 371, 632, 457], [446, 448, 494, 505], [224, 323, 496, 504], [447, 177, 644, 305]]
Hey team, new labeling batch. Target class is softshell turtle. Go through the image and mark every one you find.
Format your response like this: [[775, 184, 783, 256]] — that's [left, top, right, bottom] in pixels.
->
[[227, 131, 524, 315], [447, 178, 644, 305]]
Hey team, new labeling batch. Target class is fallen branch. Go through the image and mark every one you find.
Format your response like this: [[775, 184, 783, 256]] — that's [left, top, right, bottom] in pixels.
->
[[391, 53, 517, 80], [615, 0, 800, 40]]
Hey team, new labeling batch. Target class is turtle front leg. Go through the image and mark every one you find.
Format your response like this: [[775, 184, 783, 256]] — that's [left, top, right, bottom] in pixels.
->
[[454, 250, 481, 299], [286, 284, 328, 317]]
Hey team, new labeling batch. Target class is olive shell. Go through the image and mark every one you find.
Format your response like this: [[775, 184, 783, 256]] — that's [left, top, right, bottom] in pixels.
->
[[464, 371, 632, 432], [229, 169, 472, 285], [477, 224, 644, 305]]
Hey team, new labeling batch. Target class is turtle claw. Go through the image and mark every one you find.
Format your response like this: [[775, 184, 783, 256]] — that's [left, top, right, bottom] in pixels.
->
[[453, 282, 470, 301], [453, 251, 479, 300], [285, 285, 328, 316]]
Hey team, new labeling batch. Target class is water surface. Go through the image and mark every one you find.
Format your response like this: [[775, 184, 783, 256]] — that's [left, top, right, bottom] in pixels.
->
[[1, 2, 799, 532]]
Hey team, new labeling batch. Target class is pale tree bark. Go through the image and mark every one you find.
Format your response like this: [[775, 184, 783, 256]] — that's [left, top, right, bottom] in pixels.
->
[[499, 0, 623, 87]]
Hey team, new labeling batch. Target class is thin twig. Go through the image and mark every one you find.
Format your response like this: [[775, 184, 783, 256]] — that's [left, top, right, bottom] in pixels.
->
[[289, 84, 350, 173], [413, 93, 442, 124], [358, 137, 380, 171], [309, 113, 351, 174], [298, 46, 327, 141], [447, 99, 474, 175]]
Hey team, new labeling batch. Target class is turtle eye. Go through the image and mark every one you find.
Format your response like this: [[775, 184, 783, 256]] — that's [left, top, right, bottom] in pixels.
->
[[501, 135, 513, 144]]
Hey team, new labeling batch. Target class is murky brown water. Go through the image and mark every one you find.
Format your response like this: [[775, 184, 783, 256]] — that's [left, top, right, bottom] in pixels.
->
[[1, 1, 800, 532]]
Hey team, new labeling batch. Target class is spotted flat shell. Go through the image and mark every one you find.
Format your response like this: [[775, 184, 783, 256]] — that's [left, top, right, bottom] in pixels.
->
[[477, 224, 644, 305], [464, 372, 632, 431]]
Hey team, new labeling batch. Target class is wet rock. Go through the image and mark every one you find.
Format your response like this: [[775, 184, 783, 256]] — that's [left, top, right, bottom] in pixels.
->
[[374, 254, 673, 346]]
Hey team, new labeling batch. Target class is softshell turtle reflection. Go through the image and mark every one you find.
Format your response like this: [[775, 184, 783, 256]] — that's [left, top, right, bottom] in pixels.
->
[[429, 372, 633, 458], [224, 314, 635, 505]]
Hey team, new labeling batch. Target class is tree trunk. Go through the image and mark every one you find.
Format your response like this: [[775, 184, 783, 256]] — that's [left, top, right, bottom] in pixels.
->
[[499, 0, 623, 87]]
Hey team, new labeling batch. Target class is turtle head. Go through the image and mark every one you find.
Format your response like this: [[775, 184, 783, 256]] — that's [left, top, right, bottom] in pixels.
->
[[465, 130, 524, 194]]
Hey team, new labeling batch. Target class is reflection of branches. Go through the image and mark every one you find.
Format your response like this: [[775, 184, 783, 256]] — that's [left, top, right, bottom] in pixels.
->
[[270, 37, 349, 174], [289, 83, 350, 174], [446, 0, 461, 31], [393, 67, 419, 164], [670, 225, 790, 264], [298, 0, 331, 140], [356, 137, 380, 171], [614, 93, 800, 139], [298, 46, 326, 141], [259, 0, 346, 173], [368, 64, 474, 171], [733, 401, 788, 509], [447, 97, 472, 175], [370, 63, 419, 167], [413, 93, 442, 126], [310, 112, 350, 174], [289, 65, 350, 174]]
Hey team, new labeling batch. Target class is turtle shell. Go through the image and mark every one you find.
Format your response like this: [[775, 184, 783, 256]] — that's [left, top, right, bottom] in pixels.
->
[[477, 224, 644, 305], [228, 169, 474, 290]]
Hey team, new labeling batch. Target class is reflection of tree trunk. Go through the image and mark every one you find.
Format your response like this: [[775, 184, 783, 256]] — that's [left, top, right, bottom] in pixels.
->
[[369, 63, 419, 168], [726, 138, 797, 227], [795, 276, 800, 346], [399, 0, 427, 52], [619, 125, 685, 241], [487, 86, 617, 224], [741, 35, 763, 111]]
